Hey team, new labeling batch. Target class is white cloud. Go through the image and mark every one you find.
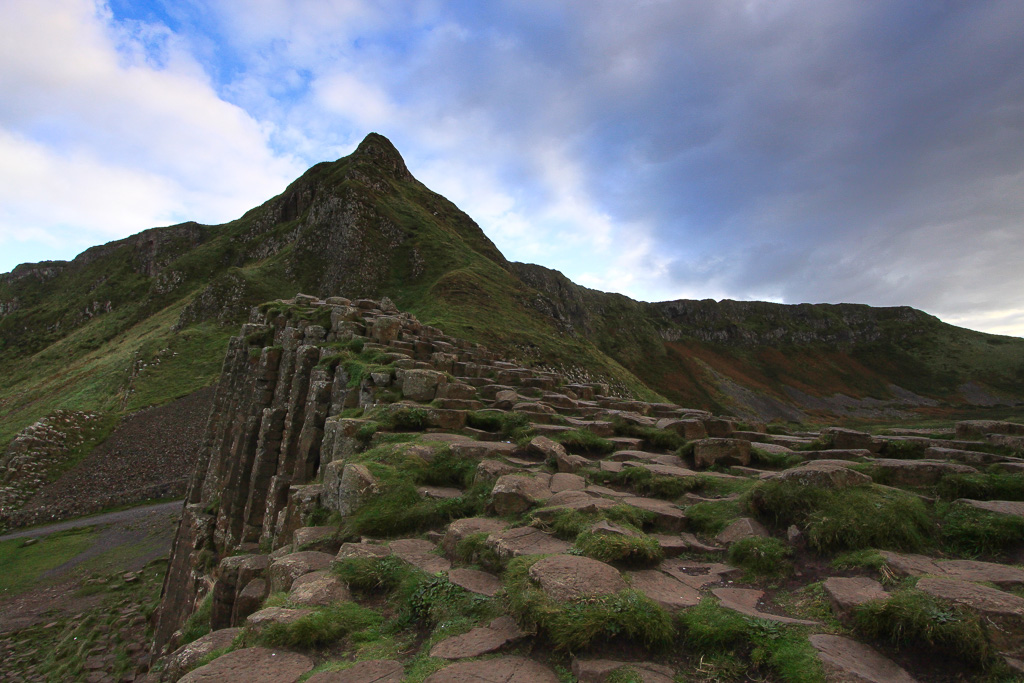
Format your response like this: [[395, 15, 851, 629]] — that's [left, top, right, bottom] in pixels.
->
[[0, 0, 302, 268]]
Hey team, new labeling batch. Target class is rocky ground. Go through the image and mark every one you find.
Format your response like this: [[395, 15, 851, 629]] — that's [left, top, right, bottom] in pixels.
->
[[143, 296, 1024, 683], [1, 387, 212, 529], [0, 501, 180, 681]]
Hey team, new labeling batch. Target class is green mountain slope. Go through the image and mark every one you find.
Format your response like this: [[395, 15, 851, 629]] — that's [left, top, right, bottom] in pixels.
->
[[2, 133, 1022, 446]]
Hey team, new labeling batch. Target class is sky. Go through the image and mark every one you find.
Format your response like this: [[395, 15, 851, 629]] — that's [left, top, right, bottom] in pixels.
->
[[1, 1, 1023, 337]]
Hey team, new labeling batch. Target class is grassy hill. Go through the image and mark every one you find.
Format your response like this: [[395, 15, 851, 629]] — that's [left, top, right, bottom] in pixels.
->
[[2, 133, 1022, 446]]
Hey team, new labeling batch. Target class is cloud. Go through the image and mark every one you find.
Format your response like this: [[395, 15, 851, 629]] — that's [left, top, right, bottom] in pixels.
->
[[0, 0, 302, 267]]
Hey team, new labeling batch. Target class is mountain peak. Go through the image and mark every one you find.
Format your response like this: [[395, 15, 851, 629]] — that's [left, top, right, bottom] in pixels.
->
[[350, 132, 412, 181]]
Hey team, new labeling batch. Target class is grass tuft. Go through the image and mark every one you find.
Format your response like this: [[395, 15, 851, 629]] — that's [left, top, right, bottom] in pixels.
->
[[727, 537, 792, 578], [572, 529, 665, 566], [937, 502, 1024, 558], [255, 602, 381, 648]]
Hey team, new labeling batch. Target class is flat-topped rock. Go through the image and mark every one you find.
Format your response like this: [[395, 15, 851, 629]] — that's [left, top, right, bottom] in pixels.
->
[[245, 606, 313, 634], [925, 446, 1016, 465], [626, 569, 701, 611], [306, 660, 404, 682], [389, 538, 451, 573], [448, 568, 503, 597], [424, 656, 559, 682], [956, 420, 1024, 439], [694, 438, 751, 469], [625, 462, 699, 478], [880, 550, 1024, 588], [268, 551, 335, 592], [572, 658, 675, 683], [712, 588, 819, 626], [450, 440, 521, 460], [491, 474, 552, 515], [528, 554, 627, 601], [550, 472, 586, 493], [823, 577, 889, 619], [488, 526, 572, 559], [163, 627, 243, 681], [810, 634, 918, 683], [292, 526, 340, 553], [430, 616, 525, 659], [823, 427, 881, 453], [870, 459, 976, 485], [955, 499, 1024, 518], [916, 577, 1024, 620], [336, 542, 391, 561], [621, 496, 686, 530], [179, 647, 313, 683], [289, 570, 351, 606], [776, 461, 872, 488]]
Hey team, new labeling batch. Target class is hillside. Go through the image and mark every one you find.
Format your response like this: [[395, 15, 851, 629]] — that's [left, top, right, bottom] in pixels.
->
[[1, 132, 1022, 454]]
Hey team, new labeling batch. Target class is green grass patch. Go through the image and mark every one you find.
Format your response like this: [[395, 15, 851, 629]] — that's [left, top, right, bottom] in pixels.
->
[[465, 411, 534, 442], [181, 592, 213, 645], [684, 499, 742, 535], [503, 556, 674, 651], [879, 440, 928, 459], [255, 602, 382, 648], [853, 589, 1001, 670], [727, 537, 792, 578], [589, 467, 700, 500], [750, 447, 803, 469], [612, 419, 687, 452], [936, 472, 1024, 501], [937, 502, 1024, 558], [745, 480, 934, 552], [572, 528, 665, 566], [831, 549, 886, 572], [552, 429, 615, 456], [452, 532, 503, 572], [0, 527, 97, 597]]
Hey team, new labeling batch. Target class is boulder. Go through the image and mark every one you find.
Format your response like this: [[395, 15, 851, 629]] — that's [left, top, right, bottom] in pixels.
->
[[447, 568, 503, 597], [693, 439, 751, 469], [823, 427, 881, 453], [327, 463, 378, 515], [490, 474, 552, 515], [268, 551, 334, 593], [474, 459, 521, 484], [430, 616, 525, 659], [823, 577, 889, 620], [775, 461, 872, 488], [488, 526, 572, 560], [288, 570, 351, 606], [626, 570, 701, 611], [442, 517, 509, 556], [233, 579, 267, 625], [163, 628, 242, 682], [656, 418, 707, 440], [810, 634, 918, 683], [292, 526, 339, 553], [528, 555, 627, 601], [397, 368, 448, 402], [245, 607, 313, 635], [178, 647, 313, 683], [389, 538, 451, 574], [550, 472, 586, 493]]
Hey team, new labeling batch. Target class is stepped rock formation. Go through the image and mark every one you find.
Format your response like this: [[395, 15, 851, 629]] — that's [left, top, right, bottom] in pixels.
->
[[147, 295, 1024, 682]]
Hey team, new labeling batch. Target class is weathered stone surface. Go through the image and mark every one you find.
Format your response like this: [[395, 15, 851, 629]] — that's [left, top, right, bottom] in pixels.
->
[[528, 554, 627, 601], [527, 436, 567, 462], [450, 440, 520, 460], [776, 461, 872, 488], [810, 634, 918, 683], [489, 526, 572, 560], [621, 496, 686, 530], [442, 517, 510, 555], [234, 578, 267, 625], [397, 368, 447, 401], [572, 658, 675, 683], [293, 526, 339, 553], [474, 459, 520, 484], [611, 450, 686, 467], [163, 627, 242, 681], [626, 570, 701, 611], [178, 647, 313, 683], [656, 418, 707, 440], [289, 570, 351, 606], [693, 439, 751, 469], [424, 656, 559, 682], [268, 551, 334, 593], [555, 449, 593, 473], [956, 498, 1024, 518], [324, 463, 377, 515], [336, 542, 391, 561], [823, 427, 881, 453], [306, 660, 404, 682], [430, 616, 524, 659], [823, 577, 889, 619], [956, 420, 1024, 439], [490, 474, 551, 515], [714, 517, 770, 544], [711, 588, 819, 625], [550, 472, 586, 493], [869, 459, 976, 485], [916, 577, 1024, 619], [880, 551, 1024, 588], [245, 607, 314, 634], [389, 538, 451, 574], [448, 568, 503, 597]]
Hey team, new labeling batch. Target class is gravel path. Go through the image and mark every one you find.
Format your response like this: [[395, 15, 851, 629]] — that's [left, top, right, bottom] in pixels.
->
[[0, 499, 183, 542]]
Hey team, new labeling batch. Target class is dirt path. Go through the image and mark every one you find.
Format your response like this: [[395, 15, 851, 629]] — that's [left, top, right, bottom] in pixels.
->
[[0, 499, 183, 542]]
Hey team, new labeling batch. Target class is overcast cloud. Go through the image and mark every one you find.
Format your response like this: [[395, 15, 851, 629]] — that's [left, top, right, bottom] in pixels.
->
[[1, 0, 1022, 336]]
